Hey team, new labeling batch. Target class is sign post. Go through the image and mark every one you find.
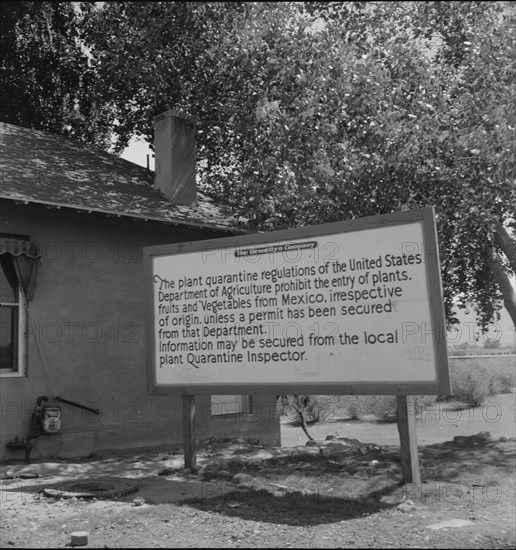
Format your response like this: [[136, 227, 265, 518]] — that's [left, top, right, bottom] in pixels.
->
[[397, 395, 421, 484], [144, 207, 451, 481], [182, 393, 196, 471]]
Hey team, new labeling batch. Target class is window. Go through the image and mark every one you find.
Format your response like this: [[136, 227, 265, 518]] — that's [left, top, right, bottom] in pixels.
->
[[0, 233, 39, 378], [0, 260, 26, 376], [210, 395, 253, 416]]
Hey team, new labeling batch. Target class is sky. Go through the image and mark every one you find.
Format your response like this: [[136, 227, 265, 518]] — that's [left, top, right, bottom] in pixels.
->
[[121, 137, 154, 170]]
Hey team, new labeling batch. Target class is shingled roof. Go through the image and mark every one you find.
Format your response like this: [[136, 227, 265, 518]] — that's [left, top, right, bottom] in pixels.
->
[[0, 122, 245, 233]]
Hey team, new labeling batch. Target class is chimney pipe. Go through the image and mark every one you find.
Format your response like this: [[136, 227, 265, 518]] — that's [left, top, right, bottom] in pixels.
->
[[153, 109, 197, 206]]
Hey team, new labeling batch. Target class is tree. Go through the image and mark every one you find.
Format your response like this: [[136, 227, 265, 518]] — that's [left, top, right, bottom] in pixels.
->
[[0, 1, 113, 147], [172, 0, 514, 328], [279, 395, 314, 441], [82, 1, 244, 153], [6, 1, 514, 328], [419, 1, 516, 328]]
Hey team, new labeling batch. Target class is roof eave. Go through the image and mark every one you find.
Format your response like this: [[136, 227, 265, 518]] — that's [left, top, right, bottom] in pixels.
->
[[0, 195, 251, 235]]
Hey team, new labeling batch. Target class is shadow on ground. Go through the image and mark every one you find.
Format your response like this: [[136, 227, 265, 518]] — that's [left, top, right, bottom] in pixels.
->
[[180, 483, 400, 526], [420, 437, 515, 483]]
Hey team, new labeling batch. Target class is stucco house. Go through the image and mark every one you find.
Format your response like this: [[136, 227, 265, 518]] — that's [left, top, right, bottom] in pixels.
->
[[0, 111, 280, 462]]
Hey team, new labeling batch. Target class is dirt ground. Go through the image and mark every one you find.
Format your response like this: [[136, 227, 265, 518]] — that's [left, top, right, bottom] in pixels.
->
[[1, 392, 515, 549]]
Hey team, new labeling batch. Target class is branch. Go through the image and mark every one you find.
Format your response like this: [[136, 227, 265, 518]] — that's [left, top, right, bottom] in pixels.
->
[[291, 396, 314, 441]]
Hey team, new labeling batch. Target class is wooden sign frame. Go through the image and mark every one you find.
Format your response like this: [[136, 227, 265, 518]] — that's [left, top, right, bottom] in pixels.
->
[[144, 207, 450, 397]]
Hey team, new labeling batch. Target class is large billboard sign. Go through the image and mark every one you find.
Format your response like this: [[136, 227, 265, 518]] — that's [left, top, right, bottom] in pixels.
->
[[144, 207, 450, 395]]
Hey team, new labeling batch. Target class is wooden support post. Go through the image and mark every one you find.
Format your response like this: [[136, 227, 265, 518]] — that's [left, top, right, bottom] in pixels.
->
[[396, 395, 421, 485], [182, 394, 196, 471]]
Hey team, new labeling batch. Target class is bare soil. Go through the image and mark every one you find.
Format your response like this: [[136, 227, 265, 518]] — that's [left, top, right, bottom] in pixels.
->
[[1, 392, 515, 549]]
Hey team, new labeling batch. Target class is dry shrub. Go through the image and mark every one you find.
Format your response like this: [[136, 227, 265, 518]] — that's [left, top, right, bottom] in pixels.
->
[[278, 359, 515, 423], [340, 395, 437, 422], [449, 359, 515, 407]]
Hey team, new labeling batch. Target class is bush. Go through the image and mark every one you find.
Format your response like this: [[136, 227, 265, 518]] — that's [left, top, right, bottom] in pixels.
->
[[278, 358, 515, 423], [486, 365, 515, 395], [488, 370, 514, 395], [303, 395, 341, 423], [333, 395, 438, 422], [280, 394, 441, 423], [354, 395, 397, 421], [338, 395, 363, 420], [450, 364, 490, 407], [449, 359, 516, 407]]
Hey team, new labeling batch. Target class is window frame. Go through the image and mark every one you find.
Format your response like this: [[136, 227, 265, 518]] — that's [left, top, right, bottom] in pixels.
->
[[0, 265, 27, 377], [210, 394, 253, 417]]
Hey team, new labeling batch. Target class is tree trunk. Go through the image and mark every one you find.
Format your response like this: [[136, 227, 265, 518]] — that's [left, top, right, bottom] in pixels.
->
[[487, 243, 516, 327], [493, 220, 516, 274], [291, 403, 314, 441]]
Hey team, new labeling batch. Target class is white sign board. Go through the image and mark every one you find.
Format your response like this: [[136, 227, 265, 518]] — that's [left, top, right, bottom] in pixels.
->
[[144, 208, 450, 395]]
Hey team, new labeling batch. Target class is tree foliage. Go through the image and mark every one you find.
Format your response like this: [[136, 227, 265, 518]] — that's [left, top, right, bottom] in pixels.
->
[[0, 1, 113, 147], [2, 1, 515, 328], [82, 1, 244, 153]]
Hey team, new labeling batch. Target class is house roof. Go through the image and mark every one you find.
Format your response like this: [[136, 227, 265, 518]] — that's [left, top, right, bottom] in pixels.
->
[[0, 122, 245, 233]]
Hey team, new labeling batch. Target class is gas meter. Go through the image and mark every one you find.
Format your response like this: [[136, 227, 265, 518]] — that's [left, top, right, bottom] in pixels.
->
[[31, 396, 61, 435]]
